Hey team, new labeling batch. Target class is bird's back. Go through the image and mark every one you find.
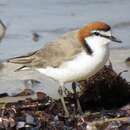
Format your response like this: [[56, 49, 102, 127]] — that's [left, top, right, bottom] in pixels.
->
[[8, 30, 83, 68]]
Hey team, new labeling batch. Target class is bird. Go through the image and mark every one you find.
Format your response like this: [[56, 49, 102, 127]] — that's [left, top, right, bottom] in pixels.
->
[[7, 21, 122, 117], [32, 32, 40, 42], [0, 19, 6, 41]]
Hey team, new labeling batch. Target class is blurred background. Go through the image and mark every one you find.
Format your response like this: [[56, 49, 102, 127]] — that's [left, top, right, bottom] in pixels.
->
[[0, 0, 130, 97], [0, 0, 130, 59]]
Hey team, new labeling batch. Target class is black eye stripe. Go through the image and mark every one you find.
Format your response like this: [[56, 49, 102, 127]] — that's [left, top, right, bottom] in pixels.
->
[[93, 32, 100, 36], [91, 32, 111, 39], [99, 34, 111, 39]]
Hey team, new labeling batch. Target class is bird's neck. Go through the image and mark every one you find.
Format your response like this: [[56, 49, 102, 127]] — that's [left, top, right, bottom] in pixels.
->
[[84, 38, 109, 55]]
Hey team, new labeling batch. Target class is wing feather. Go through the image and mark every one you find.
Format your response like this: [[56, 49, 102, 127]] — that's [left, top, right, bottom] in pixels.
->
[[8, 30, 83, 69]]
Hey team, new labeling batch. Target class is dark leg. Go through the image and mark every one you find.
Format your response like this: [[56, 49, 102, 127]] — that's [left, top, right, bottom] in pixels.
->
[[72, 82, 83, 115], [58, 85, 69, 117]]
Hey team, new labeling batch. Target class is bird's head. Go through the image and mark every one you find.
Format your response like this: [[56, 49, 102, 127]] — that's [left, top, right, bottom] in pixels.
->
[[78, 21, 122, 48]]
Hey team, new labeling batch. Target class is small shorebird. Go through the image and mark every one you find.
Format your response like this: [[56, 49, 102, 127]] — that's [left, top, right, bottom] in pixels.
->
[[7, 21, 121, 116], [0, 19, 6, 41], [32, 32, 40, 42]]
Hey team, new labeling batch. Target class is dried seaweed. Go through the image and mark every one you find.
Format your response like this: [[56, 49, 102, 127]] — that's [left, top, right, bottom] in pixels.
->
[[79, 64, 130, 111]]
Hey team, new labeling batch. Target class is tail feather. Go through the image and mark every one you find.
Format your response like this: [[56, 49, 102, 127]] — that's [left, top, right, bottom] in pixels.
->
[[15, 65, 29, 72], [8, 57, 34, 64], [7, 51, 37, 64]]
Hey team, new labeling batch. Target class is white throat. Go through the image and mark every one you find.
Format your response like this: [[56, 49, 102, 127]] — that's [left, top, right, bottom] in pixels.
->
[[85, 36, 110, 52], [84, 30, 111, 52]]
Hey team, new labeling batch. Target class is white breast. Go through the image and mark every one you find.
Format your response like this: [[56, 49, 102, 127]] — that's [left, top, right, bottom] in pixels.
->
[[36, 46, 109, 84]]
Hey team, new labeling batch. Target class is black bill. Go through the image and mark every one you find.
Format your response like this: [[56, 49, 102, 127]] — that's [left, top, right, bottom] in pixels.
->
[[109, 35, 122, 43], [100, 34, 122, 43]]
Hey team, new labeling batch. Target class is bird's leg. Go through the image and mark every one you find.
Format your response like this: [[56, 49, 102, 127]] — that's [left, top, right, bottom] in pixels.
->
[[72, 82, 83, 115], [58, 84, 69, 117]]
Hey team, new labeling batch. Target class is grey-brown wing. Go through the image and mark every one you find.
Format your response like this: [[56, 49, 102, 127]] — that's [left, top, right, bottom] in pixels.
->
[[7, 51, 37, 64], [8, 30, 82, 68]]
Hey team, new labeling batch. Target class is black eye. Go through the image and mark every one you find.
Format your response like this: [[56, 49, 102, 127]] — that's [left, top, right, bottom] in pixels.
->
[[93, 32, 100, 36]]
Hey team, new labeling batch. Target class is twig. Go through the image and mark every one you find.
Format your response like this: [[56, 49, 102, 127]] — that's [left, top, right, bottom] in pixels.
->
[[92, 116, 130, 126]]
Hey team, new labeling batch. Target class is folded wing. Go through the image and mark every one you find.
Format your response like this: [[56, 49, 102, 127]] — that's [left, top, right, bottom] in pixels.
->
[[7, 30, 83, 70]]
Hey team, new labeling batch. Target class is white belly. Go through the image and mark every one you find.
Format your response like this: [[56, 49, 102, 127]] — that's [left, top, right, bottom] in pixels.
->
[[36, 48, 109, 84]]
